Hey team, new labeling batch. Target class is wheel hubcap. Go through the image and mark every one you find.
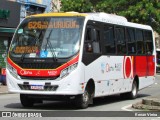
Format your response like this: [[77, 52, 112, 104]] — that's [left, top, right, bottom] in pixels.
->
[[132, 83, 137, 96], [83, 91, 89, 104]]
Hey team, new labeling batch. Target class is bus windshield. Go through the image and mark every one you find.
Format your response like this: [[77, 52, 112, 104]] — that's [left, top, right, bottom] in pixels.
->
[[9, 17, 84, 59]]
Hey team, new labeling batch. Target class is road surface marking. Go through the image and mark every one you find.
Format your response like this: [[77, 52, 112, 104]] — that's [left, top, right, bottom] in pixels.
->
[[121, 104, 133, 111]]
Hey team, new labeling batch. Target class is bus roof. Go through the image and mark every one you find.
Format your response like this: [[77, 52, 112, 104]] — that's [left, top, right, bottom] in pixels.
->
[[85, 12, 152, 30], [29, 12, 87, 17], [29, 12, 152, 30]]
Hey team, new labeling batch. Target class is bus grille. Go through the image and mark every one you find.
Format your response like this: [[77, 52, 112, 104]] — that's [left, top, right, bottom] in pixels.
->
[[19, 76, 59, 80], [16, 63, 60, 69], [18, 84, 58, 91]]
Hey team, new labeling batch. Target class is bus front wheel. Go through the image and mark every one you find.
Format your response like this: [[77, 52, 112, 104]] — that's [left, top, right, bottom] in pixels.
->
[[20, 94, 34, 107], [75, 88, 90, 109]]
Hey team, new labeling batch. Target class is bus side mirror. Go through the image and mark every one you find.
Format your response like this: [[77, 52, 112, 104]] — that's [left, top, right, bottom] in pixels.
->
[[18, 29, 23, 34]]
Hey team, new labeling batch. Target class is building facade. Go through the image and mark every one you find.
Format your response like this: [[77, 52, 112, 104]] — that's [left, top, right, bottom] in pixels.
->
[[9, 0, 61, 21], [0, 0, 60, 82], [155, 32, 160, 49], [0, 0, 21, 78]]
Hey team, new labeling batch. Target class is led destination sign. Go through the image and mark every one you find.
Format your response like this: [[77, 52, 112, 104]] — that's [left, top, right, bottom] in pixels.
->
[[28, 20, 79, 29], [14, 46, 38, 54]]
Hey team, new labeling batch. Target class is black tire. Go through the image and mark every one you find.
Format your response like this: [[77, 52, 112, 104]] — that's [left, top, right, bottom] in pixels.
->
[[20, 94, 34, 107], [120, 81, 138, 99], [75, 88, 91, 109], [128, 80, 138, 99]]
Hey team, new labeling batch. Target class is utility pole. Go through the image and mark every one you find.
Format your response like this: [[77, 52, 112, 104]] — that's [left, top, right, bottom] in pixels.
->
[[50, 0, 61, 12]]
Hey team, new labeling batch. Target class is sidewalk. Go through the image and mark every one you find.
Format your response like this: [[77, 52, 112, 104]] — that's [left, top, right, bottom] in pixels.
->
[[132, 96, 160, 111], [0, 84, 8, 94]]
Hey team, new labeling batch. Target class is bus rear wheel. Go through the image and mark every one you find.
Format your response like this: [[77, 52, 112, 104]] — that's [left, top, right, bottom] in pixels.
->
[[20, 94, 34, 107], [121, 80, 138, 99], [128, 80, 138, 99]]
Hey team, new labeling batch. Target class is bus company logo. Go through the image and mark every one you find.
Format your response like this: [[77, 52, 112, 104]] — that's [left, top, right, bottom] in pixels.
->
[[101, 63, 113, 73], [48, 71, 57, 76], [20, 70, 32, 75], [106, 63, 110, 72], [2, 112, 11, 117], [115, 63, 122, 72], [101, 63, 105, 73], [36, 71, 41, 76], [33, 59, 45, 62]]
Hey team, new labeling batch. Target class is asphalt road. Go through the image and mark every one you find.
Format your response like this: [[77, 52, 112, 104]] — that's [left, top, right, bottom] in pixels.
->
[[0, 75, 160, 120]]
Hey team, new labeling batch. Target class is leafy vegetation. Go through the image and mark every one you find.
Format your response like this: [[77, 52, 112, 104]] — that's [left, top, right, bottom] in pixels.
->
[[61, 0, 160, 33]]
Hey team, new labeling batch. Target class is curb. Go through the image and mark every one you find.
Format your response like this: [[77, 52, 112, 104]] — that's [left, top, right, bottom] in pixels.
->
[[0, 91, 9, 94], [0, 85, 9, 95], [132, 98, 160, 111], [132, 103, 160, 111]]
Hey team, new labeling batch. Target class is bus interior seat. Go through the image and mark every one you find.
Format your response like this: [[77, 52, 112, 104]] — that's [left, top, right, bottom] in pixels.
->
[[92, 41, 100, 53]]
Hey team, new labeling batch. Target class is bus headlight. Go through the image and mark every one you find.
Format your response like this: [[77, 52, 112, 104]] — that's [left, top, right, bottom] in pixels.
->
[[7, 63, 19, 79], [60, 63, 78, 78]]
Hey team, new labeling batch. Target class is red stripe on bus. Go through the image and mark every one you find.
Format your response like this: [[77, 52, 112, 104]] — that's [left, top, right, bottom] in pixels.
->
[[7, 54, 79, 77]]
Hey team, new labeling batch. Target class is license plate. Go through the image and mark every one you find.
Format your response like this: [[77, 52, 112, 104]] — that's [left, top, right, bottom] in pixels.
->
[[30, 85, 44, 90]]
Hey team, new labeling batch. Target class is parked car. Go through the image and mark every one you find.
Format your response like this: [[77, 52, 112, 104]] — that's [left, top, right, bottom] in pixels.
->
[[156, 49, 160, 72]]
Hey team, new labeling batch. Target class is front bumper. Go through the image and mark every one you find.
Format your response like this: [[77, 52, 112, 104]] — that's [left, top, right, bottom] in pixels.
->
[[6, 69, 83, 95]]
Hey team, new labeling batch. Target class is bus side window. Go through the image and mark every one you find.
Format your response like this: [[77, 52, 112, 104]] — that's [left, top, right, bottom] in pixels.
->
[[144, 31, 153, 55], [136, 29, 145, 55], [85, 27, 93, 53], [92, 29, 101, 53], [126, 28, 136, 55], [115, 26, 126, 55], [104, 25, 115, 54], [85, 27, 101, 53]]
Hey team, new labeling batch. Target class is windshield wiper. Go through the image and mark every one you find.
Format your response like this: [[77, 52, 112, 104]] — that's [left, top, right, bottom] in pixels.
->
[[21, 30, 43, 62], [21, 53, 25, 62], [46, 30, 58, 62], [47, 40, 58, 61], [21, 47, 30, 62]]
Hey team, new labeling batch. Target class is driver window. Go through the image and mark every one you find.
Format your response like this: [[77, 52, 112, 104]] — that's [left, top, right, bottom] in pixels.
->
[[85, 27, 92, 52], [84, 26, 101, 53]]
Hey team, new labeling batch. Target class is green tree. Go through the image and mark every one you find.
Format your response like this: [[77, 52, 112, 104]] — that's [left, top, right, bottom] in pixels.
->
[[118, 0, 160, 33], [61, 0, 160, 33], [61, 0, 93, 12]]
